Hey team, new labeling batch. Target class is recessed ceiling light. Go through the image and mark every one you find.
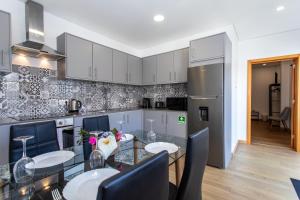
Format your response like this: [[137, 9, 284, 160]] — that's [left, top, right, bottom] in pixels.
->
[[262, 63, 267, 66], [276, 5, 285, 12], [153, 14, 165, 22]]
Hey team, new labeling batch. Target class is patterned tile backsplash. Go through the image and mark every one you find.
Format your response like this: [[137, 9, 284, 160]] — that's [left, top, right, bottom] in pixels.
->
[[0, 65, 187, 119]]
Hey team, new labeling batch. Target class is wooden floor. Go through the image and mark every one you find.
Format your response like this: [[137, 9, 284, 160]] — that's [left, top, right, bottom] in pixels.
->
[[251, 120, 291, 148], [170, 143, 300, 199]]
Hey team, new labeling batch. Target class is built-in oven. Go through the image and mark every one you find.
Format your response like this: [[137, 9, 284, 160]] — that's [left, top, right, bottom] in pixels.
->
[[166, 97, 188, 111], [56, 117, 74, 150]]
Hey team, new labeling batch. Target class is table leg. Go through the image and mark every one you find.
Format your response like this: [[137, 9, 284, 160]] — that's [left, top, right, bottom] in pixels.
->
[[175, 159, 181, 187], [134, 138, 138, 164]]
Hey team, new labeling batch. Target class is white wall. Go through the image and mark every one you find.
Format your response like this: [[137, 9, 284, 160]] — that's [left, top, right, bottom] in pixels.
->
[[238, 29, 300, 141], [252, 64, 281, 118], [0, 0, 141, 57]]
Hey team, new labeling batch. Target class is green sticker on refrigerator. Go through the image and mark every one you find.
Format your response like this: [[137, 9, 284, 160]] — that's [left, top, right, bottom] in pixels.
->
[[178, 115, 186, 124]]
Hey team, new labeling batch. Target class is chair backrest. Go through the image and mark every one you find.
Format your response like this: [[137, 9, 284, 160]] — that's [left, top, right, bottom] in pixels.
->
[[10, 121, 59, 163], [280, 107, 291, 120], [83, 115, 110, 132], [176, 127, 209, 200], [97, 151, 169, 200], [82, 115, 110, 160]]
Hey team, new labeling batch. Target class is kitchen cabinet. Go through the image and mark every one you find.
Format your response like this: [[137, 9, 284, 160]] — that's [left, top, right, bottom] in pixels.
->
[[142, 56, 157, 85], [93, 43, 113, 82], [57, 33, 93, 80], [157, 52, 174, 84], [0, 124, 10, 164], [109, 112, 125, 131], [125, 110, 143, 132], [190, 33, 224, 63], [128, 55, 142, 85], [166, 111, 187, 138], [144, 110, 166, 134], [174, 48, 188, 83], [109, 110, 143, 132], [113, 50, 128, 84], [0, 11, 11, 73]]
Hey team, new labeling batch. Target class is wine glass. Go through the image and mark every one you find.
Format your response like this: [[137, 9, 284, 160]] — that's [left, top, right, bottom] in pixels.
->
[[147, 119, 156, 141], [13, 136, 35, 184], [118, 120, 127, 141], [89, 131, 105, 169]]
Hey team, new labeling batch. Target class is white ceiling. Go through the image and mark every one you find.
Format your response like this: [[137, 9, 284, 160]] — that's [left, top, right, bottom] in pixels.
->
[[32, 0, 300, 50]]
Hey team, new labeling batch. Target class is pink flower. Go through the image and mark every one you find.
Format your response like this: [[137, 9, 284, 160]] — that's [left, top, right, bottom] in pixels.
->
[[89, 136, 97, 145], [115, 132, 122, 142]]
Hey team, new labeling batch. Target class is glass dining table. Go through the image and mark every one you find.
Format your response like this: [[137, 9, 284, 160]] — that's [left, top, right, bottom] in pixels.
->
[[0, 130, 187, 200]]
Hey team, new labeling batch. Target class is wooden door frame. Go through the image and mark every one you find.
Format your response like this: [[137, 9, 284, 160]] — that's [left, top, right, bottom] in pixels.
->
[[247, 54, 300, 151]]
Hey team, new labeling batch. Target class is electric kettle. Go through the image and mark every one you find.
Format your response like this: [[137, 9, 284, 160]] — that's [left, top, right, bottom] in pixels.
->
[[66, 99, 82, 113]]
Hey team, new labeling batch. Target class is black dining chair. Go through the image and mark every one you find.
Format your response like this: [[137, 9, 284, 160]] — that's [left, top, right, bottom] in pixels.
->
[[9, 120, 59, 163], [82, 115, 110, 160], [97, 151, 169, 200], [169, 127, 209, 200]]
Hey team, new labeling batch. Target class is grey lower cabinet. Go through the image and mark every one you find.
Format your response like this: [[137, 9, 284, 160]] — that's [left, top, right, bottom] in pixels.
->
[[142, 56, 157, 85], [0, 11, 11, 73], [144, 110, 166, 134], [166, 111, 187, 138], [109, 112, 125, 131], [57, 33, 93, 80], [125, 110, 143, 132], [143, 110, 187, 138], [128, 55, 142, 85], [173, 48, 188, 83], [157, 52, 174, 84], [113, 50, 128, 84], [93, 43, 113, 82], [190, 33, 225, 63], [109, 110, 143, 132]]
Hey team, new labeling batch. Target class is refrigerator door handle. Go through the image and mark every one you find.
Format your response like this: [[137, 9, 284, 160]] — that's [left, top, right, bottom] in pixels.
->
[[189, 95, 218, 100]]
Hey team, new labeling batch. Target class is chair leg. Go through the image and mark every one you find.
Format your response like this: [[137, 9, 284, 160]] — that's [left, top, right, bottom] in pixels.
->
[[282, 120, 288, 130]]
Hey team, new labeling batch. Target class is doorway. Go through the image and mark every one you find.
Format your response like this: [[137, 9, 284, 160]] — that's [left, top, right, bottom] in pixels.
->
[[247, 54, 300, 151]]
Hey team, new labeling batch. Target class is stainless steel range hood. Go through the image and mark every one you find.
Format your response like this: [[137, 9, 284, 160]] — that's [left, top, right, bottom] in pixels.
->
[[12, 0, 65, 61]]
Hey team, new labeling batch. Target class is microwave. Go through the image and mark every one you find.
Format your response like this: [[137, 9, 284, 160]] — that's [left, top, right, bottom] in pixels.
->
[[166, 97, 187, 111]]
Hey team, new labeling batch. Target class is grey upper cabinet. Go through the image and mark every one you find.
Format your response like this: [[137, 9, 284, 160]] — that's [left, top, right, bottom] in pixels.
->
[[57, 33, 93, 80], [142, 56, 157, 85], [0, 11, 11, 72], [113, 50, 128, 84], [93, 43, 113, 82], [157, 52, 174, 84], [174, 48, 188, 83], [190, 33, 224, 63], [128, 55, 142, 85]]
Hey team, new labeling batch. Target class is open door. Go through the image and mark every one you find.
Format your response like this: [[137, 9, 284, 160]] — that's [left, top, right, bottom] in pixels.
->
[[291, 62, 296, 148]]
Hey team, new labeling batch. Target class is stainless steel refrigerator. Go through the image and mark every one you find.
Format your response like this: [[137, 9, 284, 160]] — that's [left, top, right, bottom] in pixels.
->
[[188, 63, 231, 168]]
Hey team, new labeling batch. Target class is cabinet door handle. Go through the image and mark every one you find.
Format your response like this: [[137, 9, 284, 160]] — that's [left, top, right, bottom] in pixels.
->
[[161, 114, 164, 124], [174, 71, 176, 81], [127, 114, 129, 124], [129, 73, 131, 82], [166, 114, 168, 124], [153, 74, 156, 83], [1, 50, 4, 66], [169, 72, 172, 81], [94, 68, 98, 80]]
